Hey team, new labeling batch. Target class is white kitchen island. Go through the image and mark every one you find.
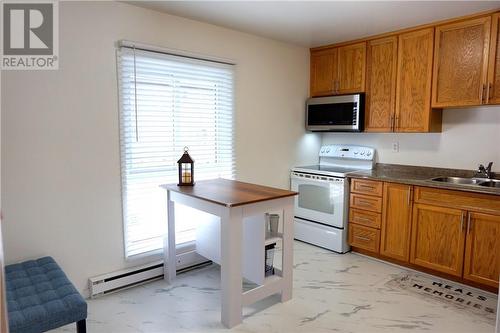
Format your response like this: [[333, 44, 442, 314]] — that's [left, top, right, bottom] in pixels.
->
[[161, 179, 297, 328]]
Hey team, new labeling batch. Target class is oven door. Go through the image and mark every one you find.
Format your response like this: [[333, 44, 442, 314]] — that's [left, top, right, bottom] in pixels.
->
[[290, 172, 347, 228]]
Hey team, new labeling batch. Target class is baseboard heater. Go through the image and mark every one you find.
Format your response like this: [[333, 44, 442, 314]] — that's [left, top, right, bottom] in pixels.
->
[[89, 251, 210, 298]]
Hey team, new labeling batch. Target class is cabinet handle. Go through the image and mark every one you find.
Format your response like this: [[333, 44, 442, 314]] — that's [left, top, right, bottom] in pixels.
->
[[355, 235, 371, 241], [390, 115, 395, 131], [460, 212, 465, 231], [467, 213, 472, 234], [407, 186, 411, 205], [489, 82, 493, 101], [481, 84, 486, 104], [395, 116, 400, 130]]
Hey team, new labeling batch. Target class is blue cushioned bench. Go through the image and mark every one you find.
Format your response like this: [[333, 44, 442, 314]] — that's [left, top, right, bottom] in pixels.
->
[[5, 256, 87, 333]]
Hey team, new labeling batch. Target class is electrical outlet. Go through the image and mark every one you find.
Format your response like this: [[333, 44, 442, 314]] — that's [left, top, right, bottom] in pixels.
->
[[392, 142, 399, 153]]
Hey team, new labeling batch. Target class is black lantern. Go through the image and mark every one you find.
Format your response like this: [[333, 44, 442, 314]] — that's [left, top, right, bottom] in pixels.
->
[[177, 147, 194, 186]]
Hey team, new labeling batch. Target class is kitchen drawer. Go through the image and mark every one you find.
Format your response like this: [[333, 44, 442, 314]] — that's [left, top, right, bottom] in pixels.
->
[[351, 178, 383, 197], [414, 186, 500, 214], [349, 208, 381, 229], [350, 193, 383, 213], [349, 224, 380, 253]]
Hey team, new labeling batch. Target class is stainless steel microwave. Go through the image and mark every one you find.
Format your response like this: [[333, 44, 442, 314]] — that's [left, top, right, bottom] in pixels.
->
[[306, 94, 365, 132]]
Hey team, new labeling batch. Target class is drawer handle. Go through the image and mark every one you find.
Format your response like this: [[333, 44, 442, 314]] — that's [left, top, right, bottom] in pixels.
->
[[354, 235, 372, 241], [357, 200, 372, 206], [355, 217, 373, 222], [358, 184, 375, 189]]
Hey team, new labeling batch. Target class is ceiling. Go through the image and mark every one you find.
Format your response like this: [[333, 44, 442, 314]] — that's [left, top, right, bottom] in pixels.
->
[[128, 1, 500, 47]]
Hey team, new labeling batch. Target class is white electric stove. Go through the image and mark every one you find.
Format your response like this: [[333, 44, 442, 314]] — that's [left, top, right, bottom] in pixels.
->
[[291, 144, 375, 253]]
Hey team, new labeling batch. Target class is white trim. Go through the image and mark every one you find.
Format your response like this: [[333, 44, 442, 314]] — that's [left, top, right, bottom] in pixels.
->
[[89, 250, 209, 298]]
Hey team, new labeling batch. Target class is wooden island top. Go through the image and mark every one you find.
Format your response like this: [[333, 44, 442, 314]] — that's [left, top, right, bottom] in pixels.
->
[[161, 178, 297, 207]]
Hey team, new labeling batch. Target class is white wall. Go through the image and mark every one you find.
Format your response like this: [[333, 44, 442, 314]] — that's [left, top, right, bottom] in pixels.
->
[[0, 1, 320, 294], [323, 106, 500, 171]]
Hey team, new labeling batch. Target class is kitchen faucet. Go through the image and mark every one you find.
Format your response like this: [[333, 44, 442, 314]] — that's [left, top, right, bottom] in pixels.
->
[[474, 162, 494, 179]]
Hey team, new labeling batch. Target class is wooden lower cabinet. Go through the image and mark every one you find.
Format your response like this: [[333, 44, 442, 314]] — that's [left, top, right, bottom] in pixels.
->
[[349, 223, 380, 253], [350, 193, 382, 213], [380, 183, 413, 262], [349, 208, 381, 229], [463, 212, 500, 287], [349, 181, 500, 291], [410, 204, 466, 277]]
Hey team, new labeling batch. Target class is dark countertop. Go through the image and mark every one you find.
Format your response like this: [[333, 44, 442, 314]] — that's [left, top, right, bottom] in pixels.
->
[[347, 164, 500, 196]]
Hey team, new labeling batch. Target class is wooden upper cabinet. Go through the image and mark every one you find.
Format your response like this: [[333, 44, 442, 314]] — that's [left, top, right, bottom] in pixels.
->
[[365, 36, 398, 132], [310, 48, 337, 97], [380, 183, 413, 262], [463, 212, 500, 288], [337, 42, 366, 94], [396, 28, 442, 132], [410, 204, 466, 277], [487, 13, 500, 104], [432, 16, 491, 107], [310, 42, 365, 97]]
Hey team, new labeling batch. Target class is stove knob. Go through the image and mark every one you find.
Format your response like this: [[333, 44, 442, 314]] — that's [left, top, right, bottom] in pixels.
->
[[326, 148, 330, 153], [321, 149, 325, 153], [354, 151, 358, 155], [360, 151, 365, 155], [366, 151, 372, 156]]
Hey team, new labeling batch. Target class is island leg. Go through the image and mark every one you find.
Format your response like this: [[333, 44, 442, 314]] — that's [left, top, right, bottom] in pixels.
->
[[281, 199, 294, 302], [164, 190, 176, 283], [220, 207, 243, 328]]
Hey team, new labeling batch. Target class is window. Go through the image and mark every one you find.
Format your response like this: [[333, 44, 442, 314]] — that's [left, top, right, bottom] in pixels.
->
[[117, 45, 235, 259]]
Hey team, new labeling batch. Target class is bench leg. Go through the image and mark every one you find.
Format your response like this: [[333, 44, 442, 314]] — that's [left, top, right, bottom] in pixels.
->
[[76, 319, 86, 333]]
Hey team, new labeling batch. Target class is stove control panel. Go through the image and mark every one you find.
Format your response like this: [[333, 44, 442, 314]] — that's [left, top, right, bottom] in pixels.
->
[[319, 145, 375, 160]]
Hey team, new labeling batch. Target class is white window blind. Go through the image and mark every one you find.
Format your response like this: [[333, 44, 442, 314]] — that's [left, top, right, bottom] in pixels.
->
[[117, 46, 235, 259]]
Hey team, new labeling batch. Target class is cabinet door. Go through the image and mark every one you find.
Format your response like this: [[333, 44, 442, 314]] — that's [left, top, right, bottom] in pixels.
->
[[380, 183, 413, 262], [463, 212, 500, 288], [337, 42, 366, 94], [432, 17, 491, 107], [487, 13, 500, 104], [410, 204, 466, 277], [396, 28, 440, 132], [365, 36, 397, 132], [310, 48, 337, 97]]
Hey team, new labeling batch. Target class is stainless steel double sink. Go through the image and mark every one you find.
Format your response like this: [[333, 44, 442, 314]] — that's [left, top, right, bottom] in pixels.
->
[[430, 177, 500, 188]]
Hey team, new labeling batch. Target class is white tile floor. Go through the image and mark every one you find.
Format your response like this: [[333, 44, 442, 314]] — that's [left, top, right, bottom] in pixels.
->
[[54, 241, 497, 333]]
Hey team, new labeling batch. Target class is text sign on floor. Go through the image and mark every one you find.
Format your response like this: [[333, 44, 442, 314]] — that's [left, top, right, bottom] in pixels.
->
[[386, 273, 497, 323]]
